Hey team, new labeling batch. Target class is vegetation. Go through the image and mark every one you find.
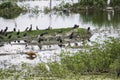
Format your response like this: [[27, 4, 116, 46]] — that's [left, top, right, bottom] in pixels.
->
[[61, 37, 120, 75], [51, 0, 120, 13], [0, 1, 26, 19], [0, 37, 120, 79], [0, 27, 91, 43]]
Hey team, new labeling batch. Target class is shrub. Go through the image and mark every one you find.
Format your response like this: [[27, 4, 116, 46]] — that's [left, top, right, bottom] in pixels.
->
[[0, 1, 25, 19]]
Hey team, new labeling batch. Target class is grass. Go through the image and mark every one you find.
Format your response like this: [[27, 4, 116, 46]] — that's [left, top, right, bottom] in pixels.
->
[[0, 67, 119, 80]]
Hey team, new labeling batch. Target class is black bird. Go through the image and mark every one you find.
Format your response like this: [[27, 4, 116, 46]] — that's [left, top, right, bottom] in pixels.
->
[[13, 27, 16, 32], [36, 26, 39, 30], [23, 33, 27, 37], [25, 27, 29, 31], [75, 43, 78, 46], [17, 40, 20, 43], [58, 43, 63, 47], [38, 37, 44, 43], [4, 33, 8, 36], [17, 29, 20, 35], [87, 27, 91, 34], [24, 40, 27, 43], [88, 39, 90, 42], [87, 27, 90, 31], [0, 29, 3, 34], [73, 24, 79, 29], [58, 43, 65, 48], [69, 32, 74, 39], [14, 40, 16, 43], [57, 36, 63, 43], [4, 27, 8, 33], [40, 32, 48, 36], [29, 24, 32, 31], [8, 35, 12, 39]]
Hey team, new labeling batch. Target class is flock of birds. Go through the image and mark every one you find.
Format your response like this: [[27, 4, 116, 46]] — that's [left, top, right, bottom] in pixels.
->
[[0, 24, 91, 59]]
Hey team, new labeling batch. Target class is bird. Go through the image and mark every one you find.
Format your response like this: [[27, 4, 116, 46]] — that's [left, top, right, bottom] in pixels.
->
[[13, 27, 16, 32], [29, 24, 32, 31], [23, 33, 27, 37], [87, 27, 90, 31], [36, 26, 39, 30], [40, 32, 48, 36], [16, 29, 20, 35], [56, 36, 63, 43], [75, 43, 78, 46], [0, 29, 3, 34], [24, 40, 27, 43], [88, 39, 90, 42], [69, 32, 75, 39], [8, 35, 12, 39], [25, 51, 37, 58], [38, 37, 44, 43], [17, 40, 20, 43], [58, 43, 65, 48], [4, 33, 8, 36], [87, 27, 91, 34], [73, 24, 79, 29], [25, 27, 29, 31], [4, 27, 8, 33]]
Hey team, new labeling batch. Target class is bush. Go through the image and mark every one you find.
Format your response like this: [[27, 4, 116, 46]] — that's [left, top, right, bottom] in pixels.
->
[[61, 37, 120, 75], [48, 62, 71, 78], [0, 1, 25, 19]]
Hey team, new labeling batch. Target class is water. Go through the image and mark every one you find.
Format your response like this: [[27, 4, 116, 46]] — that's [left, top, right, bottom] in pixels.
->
[[0, 0, 120, 67]]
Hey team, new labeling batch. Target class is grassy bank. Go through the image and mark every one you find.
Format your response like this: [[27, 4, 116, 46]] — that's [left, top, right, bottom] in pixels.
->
[[0, 27, 91, 44]]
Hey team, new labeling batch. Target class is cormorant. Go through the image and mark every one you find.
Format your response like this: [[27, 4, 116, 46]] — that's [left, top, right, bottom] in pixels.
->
[[29, 24, 32, 31], [40, 32, 48, 36], [23, 33, 27, 37], [25, 27, 29, 31], [4, 27, 8, 33], [17, 29, 20, 35], [36, 26, 39, 30], [8, 35, 12, 39], [73, 24, 79, 29], [13, 28, 16, 32]]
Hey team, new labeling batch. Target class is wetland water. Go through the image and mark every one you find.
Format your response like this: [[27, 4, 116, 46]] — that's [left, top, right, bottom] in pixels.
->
[[0, 0, 120, 68]]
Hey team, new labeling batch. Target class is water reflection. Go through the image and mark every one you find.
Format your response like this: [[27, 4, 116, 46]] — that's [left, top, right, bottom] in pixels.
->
[[79, 11, 120, 28]]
